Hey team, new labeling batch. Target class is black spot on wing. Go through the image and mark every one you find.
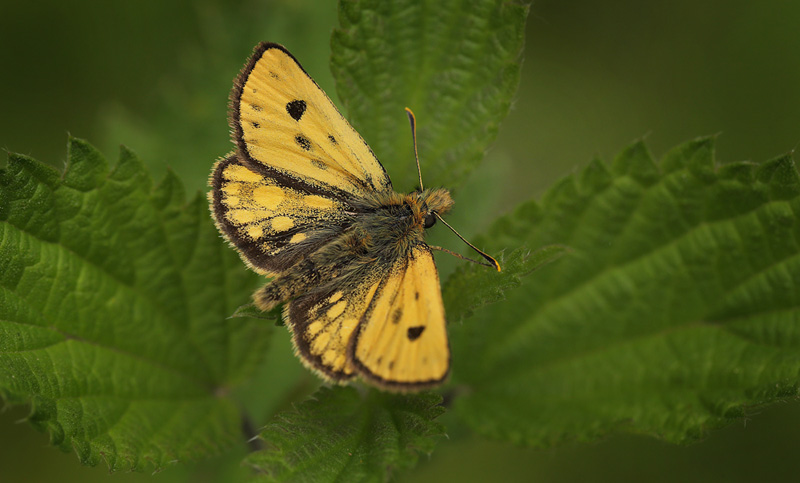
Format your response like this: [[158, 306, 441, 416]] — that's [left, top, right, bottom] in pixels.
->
[[311, 159, 327, 170], [415, 292, 419, 300], [251, 104, 262, 112], [391, 309, 403, 324], [407, 326, 425, 341], [328, 134, 337, 144], [287, 100, 307, 121], [295, 135, 311, 151], [251, 121, 260, 128]]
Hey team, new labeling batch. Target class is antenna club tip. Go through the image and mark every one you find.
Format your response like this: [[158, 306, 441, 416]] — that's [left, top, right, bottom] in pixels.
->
[[483, 252, 502, 272]]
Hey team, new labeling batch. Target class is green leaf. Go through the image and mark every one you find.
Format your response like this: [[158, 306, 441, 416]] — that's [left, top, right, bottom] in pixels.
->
[[0, 138, 268, 471], [443, 244, 571, 324], [231, 303, 282, 322], [245, 387, 445, 482], [448, 138, 800, 445], [331, 0, 530, 193]]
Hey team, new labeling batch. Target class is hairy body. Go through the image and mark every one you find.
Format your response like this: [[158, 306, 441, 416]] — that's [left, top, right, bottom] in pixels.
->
[[254, 188, 453, 310]]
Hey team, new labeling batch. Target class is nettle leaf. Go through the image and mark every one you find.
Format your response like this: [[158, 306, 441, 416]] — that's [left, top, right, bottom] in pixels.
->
[[0, 138, 268, 471], [245, 387, 445, 482], [443, 245, 571, 325], [331, 0, 530, 193], [447, 138, 800, 445]]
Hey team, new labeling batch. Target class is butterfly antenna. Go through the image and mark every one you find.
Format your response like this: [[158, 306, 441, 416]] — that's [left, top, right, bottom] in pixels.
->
[[433, 213, 502, 272], [405, 107, 424, 191], [406, 107, 500, 272]]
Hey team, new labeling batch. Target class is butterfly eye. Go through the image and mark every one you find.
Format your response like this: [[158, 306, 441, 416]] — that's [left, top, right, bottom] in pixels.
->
[[423, 212, 437, 229]]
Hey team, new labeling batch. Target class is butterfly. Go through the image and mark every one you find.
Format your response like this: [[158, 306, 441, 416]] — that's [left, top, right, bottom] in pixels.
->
[[209, 42, 499, 392]]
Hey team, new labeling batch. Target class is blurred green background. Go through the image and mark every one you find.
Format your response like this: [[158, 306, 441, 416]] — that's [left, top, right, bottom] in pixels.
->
[[2, 0, 800, 481]]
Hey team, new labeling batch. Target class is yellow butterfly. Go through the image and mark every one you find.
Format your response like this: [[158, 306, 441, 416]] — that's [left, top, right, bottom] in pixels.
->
[[210, 42, 499, 392]]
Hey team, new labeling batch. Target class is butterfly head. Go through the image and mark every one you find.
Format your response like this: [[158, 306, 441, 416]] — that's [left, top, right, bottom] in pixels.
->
[[409, 188, 453, 230]]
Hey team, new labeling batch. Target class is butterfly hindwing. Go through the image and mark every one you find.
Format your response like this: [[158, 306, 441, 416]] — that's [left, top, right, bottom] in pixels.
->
[[231, 42, 392, 201], [210, 154, 351, 274]]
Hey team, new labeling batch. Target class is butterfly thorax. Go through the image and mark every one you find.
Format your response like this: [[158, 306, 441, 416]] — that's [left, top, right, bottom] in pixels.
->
[[354, 187, 453, 254]]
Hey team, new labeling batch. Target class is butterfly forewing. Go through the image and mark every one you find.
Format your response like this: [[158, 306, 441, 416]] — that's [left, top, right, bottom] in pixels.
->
[[350, 245, 449, 389], [232, 43, 391, 200], [287, 245, 449, 390]]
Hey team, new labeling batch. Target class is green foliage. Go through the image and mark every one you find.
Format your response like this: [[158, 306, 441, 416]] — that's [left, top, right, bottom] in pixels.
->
[[449, 138, 800, 445], [245, 387, 445, 482], [0, 138, 269, 470], [332, 0, 530, 193], [6, 137, 799, 479], [231, 303, 282, 323], [443, 244, 571, 324], [4, 0, 800, 481]]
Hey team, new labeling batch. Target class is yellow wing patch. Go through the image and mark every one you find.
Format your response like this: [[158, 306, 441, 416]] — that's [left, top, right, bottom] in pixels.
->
[[232, 43, 391, 198], [351, 245, 449, 388], [210, 155, 348, 274]]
